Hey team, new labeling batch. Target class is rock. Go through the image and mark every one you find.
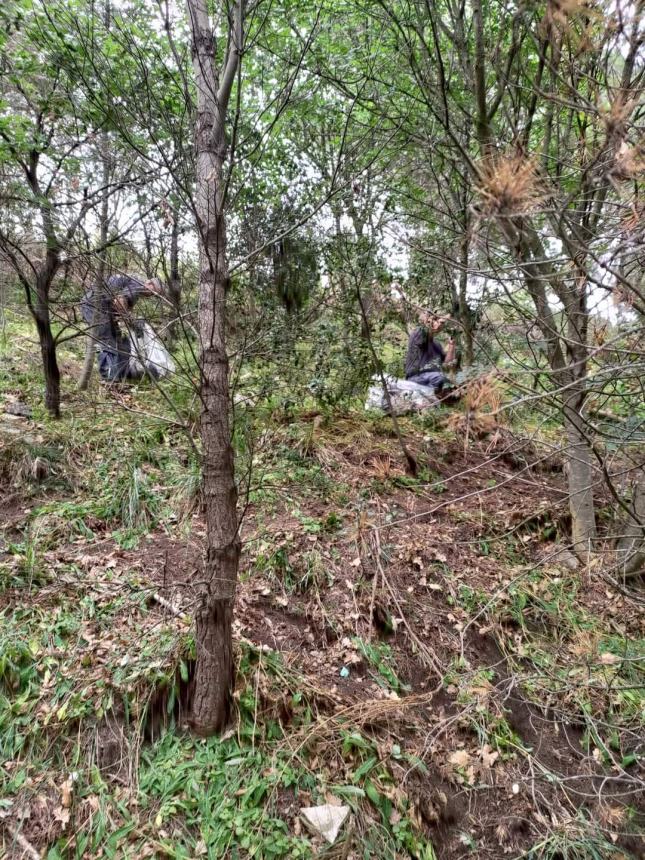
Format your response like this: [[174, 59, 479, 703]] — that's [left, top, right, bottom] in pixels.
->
[[552, 548, 579, 571], [0, 419, 37, 444], [300, 804, 350, 844], [31, 457, 49, 482], [5, 400, 32, 418]]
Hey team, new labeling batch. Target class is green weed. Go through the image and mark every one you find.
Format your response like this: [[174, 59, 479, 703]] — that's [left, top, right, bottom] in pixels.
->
[[520, 814, 630, 859], [353, 638, 409, 694]]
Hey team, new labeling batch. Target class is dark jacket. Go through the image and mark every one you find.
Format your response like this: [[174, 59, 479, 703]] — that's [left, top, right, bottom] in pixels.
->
[[81, 274, 145, 343], [404, 326, 446, 379]]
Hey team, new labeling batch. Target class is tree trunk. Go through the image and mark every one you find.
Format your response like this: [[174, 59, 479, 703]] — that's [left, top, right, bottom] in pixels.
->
[[79, 140, 111, 390], [563, 387, 597, 555], [560, 258, 596, 555], [616, 469, 645, 577], [28, 247, 62, 418], [465, 0, 600, 555], [458, 228, 473, 367], [503, 218, 598, 557], [348, 212, 373, 341], [78, 319, 97, 391], [35, 309, 61, 418], [167, 208, 182, 341], [185, 0, 243, 736]]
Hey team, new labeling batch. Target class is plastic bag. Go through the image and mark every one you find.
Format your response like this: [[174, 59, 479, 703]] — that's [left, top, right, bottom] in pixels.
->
[[364, 375, 438, 415], [128, 323, 175, 379]]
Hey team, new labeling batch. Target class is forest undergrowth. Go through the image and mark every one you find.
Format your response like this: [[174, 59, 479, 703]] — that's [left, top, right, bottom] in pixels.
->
[[1, 325, 643, 860]]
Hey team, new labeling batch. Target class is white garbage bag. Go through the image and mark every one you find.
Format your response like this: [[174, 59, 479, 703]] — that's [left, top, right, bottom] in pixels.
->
[[365, 374, 439, 415], [300, 805, 350, 844], [129, 323, 175, 379]]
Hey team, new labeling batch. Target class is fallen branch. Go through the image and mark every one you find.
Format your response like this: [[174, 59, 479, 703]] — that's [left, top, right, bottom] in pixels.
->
[[371, 531, 443, 677], [150, 592, 187, 619], [2, 824, 40, 860]]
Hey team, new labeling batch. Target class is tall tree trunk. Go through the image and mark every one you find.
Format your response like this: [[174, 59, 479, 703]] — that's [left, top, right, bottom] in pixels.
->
[[25, 151, 63, 416], [185, 0, 243, 736], [562, 264, 596, 553], [30, 251, 61, 418], [458, 226, 473, 367], [466, 0, 598, 554], [21, 278, 60, 417], [167, 206, 182, 341], [79, 127, 111, 391], [79, 2, 111, 391], [501, 218, 598, 557], [616, 468, 645, 577], [349, 213, 373, 341], [35, 305, 60, 418], [563, 387, 596, 553]]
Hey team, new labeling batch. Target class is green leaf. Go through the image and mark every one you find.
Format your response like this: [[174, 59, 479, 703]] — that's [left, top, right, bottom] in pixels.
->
[[352, 755, 377, 782], [364, 778, 381, 808]]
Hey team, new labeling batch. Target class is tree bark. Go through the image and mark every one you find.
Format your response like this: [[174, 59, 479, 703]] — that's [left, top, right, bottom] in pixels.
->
[[349, 209, 373, 341], [30, 249, 61, 418], [185, 0, 243, 736], [35, 305, 60, 418], [561, 260, 596, 553], [167, 206, 182, 341], [79, 120, 111, 391], [616, 470, 645, 578], [23, 152, 63, 416], [23, 282, 61, 418], [78, 305, 98, 392], [563, 388, 597, 554], [461, 0, 599, 553], [458, 224, 473, 367], [501, 217, 597, 555]]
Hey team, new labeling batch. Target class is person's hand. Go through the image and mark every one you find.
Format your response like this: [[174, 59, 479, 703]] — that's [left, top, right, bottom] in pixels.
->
[[445, 336, 457, 366], [145, 277, 163, 296], [113, 295, 129, 315]]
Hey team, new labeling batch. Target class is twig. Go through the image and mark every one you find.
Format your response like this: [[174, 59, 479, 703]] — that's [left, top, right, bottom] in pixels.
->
[[2, 824, 40, 860], [367, 553, 380, 644], [354, 276, 417, 475], [371, 531, 443, 677]]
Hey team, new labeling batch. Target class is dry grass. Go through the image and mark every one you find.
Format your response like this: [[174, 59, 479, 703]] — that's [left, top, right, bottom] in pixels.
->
[[448, 372, 504, 445], [613, 140, 645, 181], [476, 154, 544, 216], [546, 0, 600, 27]]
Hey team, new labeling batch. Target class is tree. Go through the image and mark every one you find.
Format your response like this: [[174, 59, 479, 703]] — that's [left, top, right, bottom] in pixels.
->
[[0, 0, 155, 413], [78, 1, 113, 393], [0, 1, 98, 415], [347, 0, 645, 555], [183, 0, 244, 735]]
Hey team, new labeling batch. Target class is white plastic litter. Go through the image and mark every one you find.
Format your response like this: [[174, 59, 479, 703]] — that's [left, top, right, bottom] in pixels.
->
[[300, 805, 350, 844], [365, 374, 439, 415], [129, 323, 175, 379]]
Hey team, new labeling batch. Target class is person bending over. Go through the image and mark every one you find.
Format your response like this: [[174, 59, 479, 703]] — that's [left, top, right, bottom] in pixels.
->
[[404, 311, 456, 394], [81, 274, 164, 382]]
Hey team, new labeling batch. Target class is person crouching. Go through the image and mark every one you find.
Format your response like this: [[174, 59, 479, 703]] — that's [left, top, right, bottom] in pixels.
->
[[404, 311, 456, 394], [81, 274, 164, 382]]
